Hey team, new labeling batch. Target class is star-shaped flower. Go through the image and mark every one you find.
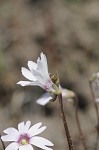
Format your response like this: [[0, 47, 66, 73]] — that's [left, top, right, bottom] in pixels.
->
[[17, 53, 54, 92], [36, 86, 75, 106], [1, 121, 54, 150]]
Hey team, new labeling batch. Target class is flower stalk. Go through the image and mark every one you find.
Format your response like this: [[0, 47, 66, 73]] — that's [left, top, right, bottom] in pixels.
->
[[58, 93, 74, 150], [89, 81, 99, 129], [74, 96, 87, 150], [89, 80, 99, 150]]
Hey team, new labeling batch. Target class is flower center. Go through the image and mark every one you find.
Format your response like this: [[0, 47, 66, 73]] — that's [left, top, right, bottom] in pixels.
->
[[18, 134, 30, 145], [21, 139, 28, 145]]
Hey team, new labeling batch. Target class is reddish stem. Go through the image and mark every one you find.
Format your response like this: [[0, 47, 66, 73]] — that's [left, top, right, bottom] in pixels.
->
[[58, 93, 74, 150]]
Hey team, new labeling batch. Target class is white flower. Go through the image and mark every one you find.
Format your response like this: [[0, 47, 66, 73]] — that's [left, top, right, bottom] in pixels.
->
[[17, 52, 54, 92], [1, 121, 54, 150], [37, 86, 75, 106]]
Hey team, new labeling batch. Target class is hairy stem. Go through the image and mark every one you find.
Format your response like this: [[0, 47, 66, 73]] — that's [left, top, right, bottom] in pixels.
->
[[58, 93, 74, 150], [74, 96, 87, 150]]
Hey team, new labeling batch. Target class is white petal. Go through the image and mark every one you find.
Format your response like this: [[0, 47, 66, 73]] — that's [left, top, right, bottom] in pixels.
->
[[3, 127, 19, 135], [62, 89, 68, 97], [28, 61, 37, 71], [32, 69, 52, 91], [28, 122, 46, 137], [17, 81, 33, 86], [1, 135, 18, 142], [37, 53, 49, 78], [17, 80, 43, 88], [40, 52, 48, 71], [5, 142, 19, 150], [36, 93, 52, 106], [18, 122, 25, 133], [30, 136, 53, 150], [18, 121, 31, 133], [1, 128, 19, 142], [32, 69, 45, 83], [19, 144, 33, 150], [21, 67, 36, 81], [24, 121, 31, 131], [30, 126, 46, 137]]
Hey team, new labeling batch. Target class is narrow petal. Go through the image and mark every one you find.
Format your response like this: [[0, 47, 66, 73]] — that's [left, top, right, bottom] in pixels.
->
[[19, 144, 33, 150], [28, 61, 37, 71], [37, 53, 49, 78], [30, 136, 53, 150], [40, 52, 48, 72], [17, 81, 43, 88], [36, 93, 52, 106], [1, 135, 18, 142], [24, 121, 31, 131], [5, 142, 19, 150], [17, 81, 33, 86], [28, 122, 45, 137], [18, 122, 25, 133], [21, 67, 36, 81]]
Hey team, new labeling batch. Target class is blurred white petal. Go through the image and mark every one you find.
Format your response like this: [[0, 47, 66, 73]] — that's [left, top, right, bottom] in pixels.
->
[[96, 98, 99, 102], [17, 81, 33, 86], [36, 93, 52, 106]]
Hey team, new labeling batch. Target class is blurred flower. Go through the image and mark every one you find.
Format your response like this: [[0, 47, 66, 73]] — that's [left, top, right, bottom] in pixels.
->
[[96, 98, 99, 102], [1, 121, 53, 150], [37, 86, 75, 106], [17, 52, 54, 92], [90, 72, 99, 82]]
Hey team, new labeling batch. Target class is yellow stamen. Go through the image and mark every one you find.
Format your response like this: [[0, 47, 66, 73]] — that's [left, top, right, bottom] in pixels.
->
[[21, 139, 28, 145]]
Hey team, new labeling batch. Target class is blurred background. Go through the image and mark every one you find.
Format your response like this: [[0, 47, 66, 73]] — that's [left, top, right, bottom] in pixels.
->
[[0, 0, 99, 149]]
